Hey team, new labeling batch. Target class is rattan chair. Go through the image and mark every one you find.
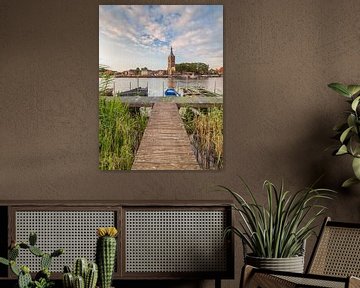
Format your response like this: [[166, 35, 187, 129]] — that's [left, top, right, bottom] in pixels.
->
[[241, 217, 360, 288]]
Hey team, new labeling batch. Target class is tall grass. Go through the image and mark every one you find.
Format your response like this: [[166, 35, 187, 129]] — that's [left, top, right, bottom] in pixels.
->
[[99, 98, 148, 170], [181, 106, 223, 169], [99, 65, 114, 96]]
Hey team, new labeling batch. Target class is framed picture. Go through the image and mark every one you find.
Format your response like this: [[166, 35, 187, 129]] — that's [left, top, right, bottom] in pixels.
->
[[99, 5, 223, 171]]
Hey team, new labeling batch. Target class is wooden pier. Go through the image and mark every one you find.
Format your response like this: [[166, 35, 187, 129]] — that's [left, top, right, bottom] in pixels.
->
[[182, 87, 220, 97], [115, 95, 223, 108], [132, 103, 200, 170]]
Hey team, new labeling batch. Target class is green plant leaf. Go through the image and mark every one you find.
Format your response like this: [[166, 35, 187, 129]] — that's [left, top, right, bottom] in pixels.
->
[[336, 145, 348, 155], [351, 96, 360, 111], [328, 83, 351, 97], [10, 261, 20, 276], [0, 257, 9, 266], [340, 126, 353, 143], [352, 157, 360, 179], [347, 114, 356, 129], [347, 85, 360, 97], [223, 179, 335, 258], [349, 135, 360, 157], [342, 177, 360, 188]]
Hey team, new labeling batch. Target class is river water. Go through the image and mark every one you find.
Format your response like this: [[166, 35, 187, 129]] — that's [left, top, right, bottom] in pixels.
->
[[110, 77, 223, 97]]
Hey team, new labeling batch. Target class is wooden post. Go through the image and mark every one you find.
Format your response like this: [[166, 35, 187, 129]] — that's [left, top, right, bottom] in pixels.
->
[[162, 81, 164, 97], [214, 81, 216, 93], [215, 278, 221, 288]]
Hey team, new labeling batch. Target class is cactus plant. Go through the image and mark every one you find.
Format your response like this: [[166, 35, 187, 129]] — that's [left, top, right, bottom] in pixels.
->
[[33, 278, 54, 288], [74, 258, 88, 280], [35, 268, 50, 282], [63, 259, 98, 288], [29, 232, 37, 246], [29, 245, 44, 257], [51, 249, 63, 258], [19, 268, 32, 288], [96, 227, 118, 288], [0, 232, 63, 288], [74, 275, 85, 288], [0, 257, 9, 266], [63, 272, 74, 288], [85, 262, 98, 288], [10, 260, 21, 276], [9, 247, 19, 260], [41, 253, 52, 270]]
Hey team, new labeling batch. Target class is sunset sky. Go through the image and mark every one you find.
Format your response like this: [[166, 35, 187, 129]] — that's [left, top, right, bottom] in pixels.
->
[[99, 5, 223, 71]]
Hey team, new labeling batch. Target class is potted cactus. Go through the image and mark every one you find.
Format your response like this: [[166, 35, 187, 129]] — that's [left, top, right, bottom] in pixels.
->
[[0, 232, 63, 288], [62, 258, 98, 288], [96, 227, 118, 288]]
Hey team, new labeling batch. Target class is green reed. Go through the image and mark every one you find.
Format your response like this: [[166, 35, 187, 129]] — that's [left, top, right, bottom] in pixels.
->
[[181, 106, 223, 169], [99, 65, 114, 96], [99, 98, 148, 170]]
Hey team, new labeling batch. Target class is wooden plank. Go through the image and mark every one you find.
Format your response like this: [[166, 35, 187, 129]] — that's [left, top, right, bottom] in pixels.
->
[[132, 103, 200, 170], [105, 96, 223, 108]]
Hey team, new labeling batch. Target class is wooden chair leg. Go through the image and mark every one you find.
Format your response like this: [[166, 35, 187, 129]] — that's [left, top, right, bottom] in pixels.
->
[[349, 276, 360, 288], [240, 265, 255, 288], [240, 265, 296, 288], [249, 273, 296, 288], [215, 278, 221, 288]]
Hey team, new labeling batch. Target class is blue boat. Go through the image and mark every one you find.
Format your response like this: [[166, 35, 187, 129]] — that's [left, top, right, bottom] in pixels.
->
[[164, 88, 180, 97]]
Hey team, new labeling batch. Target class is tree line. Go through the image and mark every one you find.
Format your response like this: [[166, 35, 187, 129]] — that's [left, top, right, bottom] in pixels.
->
[[175, 62, 209, 74]]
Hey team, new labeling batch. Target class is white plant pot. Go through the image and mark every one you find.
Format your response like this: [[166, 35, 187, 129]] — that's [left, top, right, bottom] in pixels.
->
[[245, 254, 305, 273]]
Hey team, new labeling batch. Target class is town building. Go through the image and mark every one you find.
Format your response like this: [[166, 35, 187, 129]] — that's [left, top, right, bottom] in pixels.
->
[[167, 46, 176, 75], [140, 68, 149, 76], [217, 67, 224, 75], [154, 70, 166, 76], [124, 69, 137, 76]]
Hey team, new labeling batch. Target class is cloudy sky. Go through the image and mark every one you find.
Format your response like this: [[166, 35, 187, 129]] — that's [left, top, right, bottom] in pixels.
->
[[99, 5, 223, 71]]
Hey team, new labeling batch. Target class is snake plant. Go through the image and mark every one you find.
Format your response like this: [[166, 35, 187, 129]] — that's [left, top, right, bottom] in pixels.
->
[[221, 178, 335, 258]]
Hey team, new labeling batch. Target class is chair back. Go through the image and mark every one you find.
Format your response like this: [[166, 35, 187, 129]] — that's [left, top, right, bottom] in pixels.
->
[[307, 217, 360, 277]]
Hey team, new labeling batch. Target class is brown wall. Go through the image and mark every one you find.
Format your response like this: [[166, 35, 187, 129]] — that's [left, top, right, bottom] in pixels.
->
[[1, 0, 360, 287]]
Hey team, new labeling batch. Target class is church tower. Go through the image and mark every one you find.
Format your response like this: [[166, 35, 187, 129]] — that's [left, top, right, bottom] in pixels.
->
[[167, 46, 176, 75]]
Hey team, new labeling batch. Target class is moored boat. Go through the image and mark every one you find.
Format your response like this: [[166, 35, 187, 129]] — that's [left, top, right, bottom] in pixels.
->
[[118, 87, 148, 96], [164, 88, 180, 96]]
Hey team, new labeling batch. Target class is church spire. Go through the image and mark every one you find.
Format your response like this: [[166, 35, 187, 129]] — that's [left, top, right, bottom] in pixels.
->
[[168, 46, 175, 75]]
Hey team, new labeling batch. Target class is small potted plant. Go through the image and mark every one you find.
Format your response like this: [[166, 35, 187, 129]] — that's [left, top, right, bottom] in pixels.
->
[[221, 178, 334, 272], [328, 82, 360, 187]]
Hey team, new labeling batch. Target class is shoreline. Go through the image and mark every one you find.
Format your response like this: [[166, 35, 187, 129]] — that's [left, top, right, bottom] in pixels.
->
[[110, 75, 223, 79]]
